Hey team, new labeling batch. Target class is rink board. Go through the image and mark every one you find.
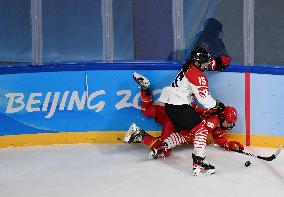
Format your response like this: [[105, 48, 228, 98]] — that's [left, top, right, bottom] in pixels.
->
[[0, 62, 284, 148]]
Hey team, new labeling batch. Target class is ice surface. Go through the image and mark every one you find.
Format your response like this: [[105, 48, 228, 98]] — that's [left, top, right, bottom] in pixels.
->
[[0, 144, 283, 197]]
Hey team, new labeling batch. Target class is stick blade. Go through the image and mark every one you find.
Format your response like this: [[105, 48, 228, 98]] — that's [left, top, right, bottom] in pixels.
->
[[257, 145, 283, 161]]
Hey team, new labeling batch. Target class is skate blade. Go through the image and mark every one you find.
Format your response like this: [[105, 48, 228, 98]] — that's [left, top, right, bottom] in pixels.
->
[[148, 149, 166, 160], [148, 149, 157, 159], [193, 169, 215, 176]]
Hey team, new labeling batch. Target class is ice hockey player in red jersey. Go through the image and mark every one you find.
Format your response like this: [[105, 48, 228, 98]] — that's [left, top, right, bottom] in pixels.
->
[[125, 106, 243, 158]]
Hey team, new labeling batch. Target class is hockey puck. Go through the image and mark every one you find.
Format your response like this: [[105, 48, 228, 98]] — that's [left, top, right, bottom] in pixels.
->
[[245, 161, 251, 167]]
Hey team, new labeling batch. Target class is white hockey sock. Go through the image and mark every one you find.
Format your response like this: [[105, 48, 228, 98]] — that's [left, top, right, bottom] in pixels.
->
[[193, 126, 209, 157], [164, 132, 187, 149]]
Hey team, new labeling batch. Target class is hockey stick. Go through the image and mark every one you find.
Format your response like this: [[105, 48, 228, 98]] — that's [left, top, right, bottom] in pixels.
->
[[229, 145, 283, 161]]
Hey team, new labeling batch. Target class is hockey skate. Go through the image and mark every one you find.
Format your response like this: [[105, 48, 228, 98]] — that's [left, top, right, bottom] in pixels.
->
[[192, 153, 215, 176], [133, 72, 150, 91], [124, 123, 146, 143], [148, 142, 168, 159]]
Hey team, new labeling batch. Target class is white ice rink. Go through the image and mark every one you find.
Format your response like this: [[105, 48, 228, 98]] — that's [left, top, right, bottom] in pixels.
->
[[0, 143, 284, 197]]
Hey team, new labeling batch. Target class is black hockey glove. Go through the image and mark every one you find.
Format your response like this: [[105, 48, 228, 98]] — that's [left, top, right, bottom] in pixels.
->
[[211, 100, 225, 115]]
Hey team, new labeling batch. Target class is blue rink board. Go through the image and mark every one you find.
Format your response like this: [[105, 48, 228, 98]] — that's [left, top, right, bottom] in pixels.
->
[[0, 70, 177, 135]]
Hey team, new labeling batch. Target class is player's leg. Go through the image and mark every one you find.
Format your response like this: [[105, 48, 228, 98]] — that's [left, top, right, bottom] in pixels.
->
[[132, 72, 175, 157], [150, 119, 176, 158], [140, 92, 176, 157], [133, 72, 160, 120], [190, 121, 215, 176], [162, 104, 215, 176], [124, 123, 161, 149], [124, 122, 175, 159], [133, 71, 175, 140]]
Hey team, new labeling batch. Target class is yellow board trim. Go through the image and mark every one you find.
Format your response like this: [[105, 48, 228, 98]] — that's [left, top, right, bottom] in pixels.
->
[[0, 131, 283, 148]]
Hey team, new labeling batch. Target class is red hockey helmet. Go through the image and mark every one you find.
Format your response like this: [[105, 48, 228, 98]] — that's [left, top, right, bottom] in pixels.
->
[[220, 106, 237, 130], [223, 106, 237, 123]]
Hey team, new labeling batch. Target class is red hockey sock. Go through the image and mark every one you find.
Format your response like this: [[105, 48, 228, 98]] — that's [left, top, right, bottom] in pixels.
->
[[142, 134, 161, 149], [141, 90, 153, 111]]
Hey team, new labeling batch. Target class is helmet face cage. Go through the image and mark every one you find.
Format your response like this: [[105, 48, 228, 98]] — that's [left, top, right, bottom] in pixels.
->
[[220, 119, 235, 130]]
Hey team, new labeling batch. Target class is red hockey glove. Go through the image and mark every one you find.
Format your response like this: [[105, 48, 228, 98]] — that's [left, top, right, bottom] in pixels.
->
[[224, 141, 244, 151], [215, 55, 231, 71]]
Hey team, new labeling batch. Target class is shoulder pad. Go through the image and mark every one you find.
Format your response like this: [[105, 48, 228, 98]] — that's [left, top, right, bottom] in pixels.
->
[[184, 65, 208, 86]]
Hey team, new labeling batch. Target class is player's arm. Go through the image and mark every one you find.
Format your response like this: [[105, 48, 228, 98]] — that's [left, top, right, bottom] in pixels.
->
[[189, 81, 216, 109], [192, 103, 219, 117], [212, 127, 244, 151], [190, 82, 225, 114], [185, 68, 225, 112]]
